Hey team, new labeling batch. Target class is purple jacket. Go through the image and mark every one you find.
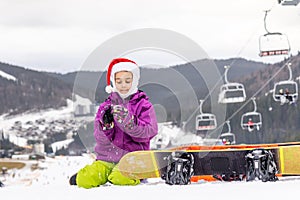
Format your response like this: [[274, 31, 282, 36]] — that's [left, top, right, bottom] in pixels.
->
[[94, 90, 158, 163]]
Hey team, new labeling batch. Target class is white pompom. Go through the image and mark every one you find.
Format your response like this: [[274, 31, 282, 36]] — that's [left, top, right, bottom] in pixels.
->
[[105, 85, 114, 93]]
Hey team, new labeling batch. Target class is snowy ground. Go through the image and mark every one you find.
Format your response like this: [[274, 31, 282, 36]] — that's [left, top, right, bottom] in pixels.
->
[[1, 97, 300, 199], [1, 155, 300, 200]]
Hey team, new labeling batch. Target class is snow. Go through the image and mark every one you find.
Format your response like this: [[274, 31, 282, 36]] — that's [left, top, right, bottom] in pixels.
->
[[0, 94, 95, 130], [51, 139, 74, 153], [0, 98, 73, 131], [1, 154, 300, 199], [0, 95, 93, 149], [0, 70, 17, 82], [73, 95, 93, 107], [150, 122, 223, 149], [1, 121, 300, 199]]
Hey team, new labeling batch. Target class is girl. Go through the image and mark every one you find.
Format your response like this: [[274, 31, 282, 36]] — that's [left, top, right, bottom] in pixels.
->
[[70, 58, 158, 188]]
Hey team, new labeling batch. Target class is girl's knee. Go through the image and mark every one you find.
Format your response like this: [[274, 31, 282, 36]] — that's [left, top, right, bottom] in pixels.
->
[[76, 160, 115, 188], [108, 166, 140, 186]]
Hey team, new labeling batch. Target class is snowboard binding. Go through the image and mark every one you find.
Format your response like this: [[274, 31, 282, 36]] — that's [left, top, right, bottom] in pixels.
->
[[161, 151, 194, 185], [0, 180, 4, 187], [245, 148, 278, 182]]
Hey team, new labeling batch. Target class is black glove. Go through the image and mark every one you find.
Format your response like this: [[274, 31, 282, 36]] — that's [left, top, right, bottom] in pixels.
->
[[102, 106, 114, 125]]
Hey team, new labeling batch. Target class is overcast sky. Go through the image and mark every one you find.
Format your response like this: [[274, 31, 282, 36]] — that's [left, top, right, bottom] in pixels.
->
[[0, 0, 299, 73]]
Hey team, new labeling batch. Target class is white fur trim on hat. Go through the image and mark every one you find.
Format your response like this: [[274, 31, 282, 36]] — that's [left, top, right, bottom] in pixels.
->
[[105, 85, 114, 93]]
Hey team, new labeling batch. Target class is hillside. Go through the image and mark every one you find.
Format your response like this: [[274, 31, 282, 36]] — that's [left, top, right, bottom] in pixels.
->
[[47, 57, 267, 113], [223, 53, 300, 144], [240, 53, 300, 97], [2, 54, 300, 144], [0, 62, 72, 115]]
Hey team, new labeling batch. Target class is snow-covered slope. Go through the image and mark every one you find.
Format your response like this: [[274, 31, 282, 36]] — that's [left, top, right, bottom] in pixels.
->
[[0, 69, 17, 82], [1, 97, 300, 199], [1, 155, 300, 200], [0, 94, 94, 150], [0, 98, 73, 131]]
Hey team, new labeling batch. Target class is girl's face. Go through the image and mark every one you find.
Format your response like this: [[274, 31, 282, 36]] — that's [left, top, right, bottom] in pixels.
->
[[114, 71, 133, 94]]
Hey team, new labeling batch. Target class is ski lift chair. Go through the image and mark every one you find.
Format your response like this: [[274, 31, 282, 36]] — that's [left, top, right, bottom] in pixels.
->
[[218, 83, 246, 104], [195, 114, 217, 131], [273, 63, 298, 104], [241, 98, 262, 132], [259, 10, 291, 57], [259, 33, 291, 57], [220, 121, 236, 145], [273, 81, 298, 103], [195, 100, 217, 131], [278, 0, 300, 6], [220, 133, 236, 145], [241, 112, 262, 131], [218, 66, 246, 104]]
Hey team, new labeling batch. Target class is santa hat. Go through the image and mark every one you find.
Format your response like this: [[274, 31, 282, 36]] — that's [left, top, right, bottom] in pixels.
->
[[105, 58, 140, 98]]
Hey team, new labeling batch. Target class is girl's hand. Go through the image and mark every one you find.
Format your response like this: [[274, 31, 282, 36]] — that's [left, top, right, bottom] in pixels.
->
[[112, 105, 135, 130], [99, 105, 114, 130], [112, 105, 129, 123]]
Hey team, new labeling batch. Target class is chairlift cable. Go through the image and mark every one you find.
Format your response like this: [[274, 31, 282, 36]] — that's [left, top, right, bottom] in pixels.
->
[[201, 4, 278, 103], [197, 2, 293, 134], [223, 59, 292, 124], [183, 1, 279, 128], [287, 63, 293, 81], [201, 58, 293, 137], [183, 29, 265, 129], [184, 23, 264, 127]]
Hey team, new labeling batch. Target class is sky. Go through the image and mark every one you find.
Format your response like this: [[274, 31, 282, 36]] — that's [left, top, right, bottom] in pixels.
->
[[0, 0, 300, 73]]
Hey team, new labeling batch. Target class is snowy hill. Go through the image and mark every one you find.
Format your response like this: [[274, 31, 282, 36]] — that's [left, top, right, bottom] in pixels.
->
[[0, 62, 72, 115]]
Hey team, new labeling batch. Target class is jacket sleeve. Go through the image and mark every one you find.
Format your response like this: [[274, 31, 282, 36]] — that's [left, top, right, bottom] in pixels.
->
[[125, 99, 158, 143], [94, 101, 114, 144]]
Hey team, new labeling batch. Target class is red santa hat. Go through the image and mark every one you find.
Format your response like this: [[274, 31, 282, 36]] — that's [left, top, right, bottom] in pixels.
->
[[105, 58, 140, 97]]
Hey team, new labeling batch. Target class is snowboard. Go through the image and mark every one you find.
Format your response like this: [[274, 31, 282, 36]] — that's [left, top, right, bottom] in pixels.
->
[[118, 142, 300, 181]]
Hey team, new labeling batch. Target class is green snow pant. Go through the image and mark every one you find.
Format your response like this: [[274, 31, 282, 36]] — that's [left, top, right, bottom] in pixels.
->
[[76, 160, 140, 188]]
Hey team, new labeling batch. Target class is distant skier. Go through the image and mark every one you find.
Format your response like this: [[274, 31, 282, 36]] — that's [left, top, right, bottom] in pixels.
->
[[284, 88, 293, 104], [279, 89, 287, 105], [279, 88, 294, 105], [69, 58, 158, 188], [247, 118, 254, 132]]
